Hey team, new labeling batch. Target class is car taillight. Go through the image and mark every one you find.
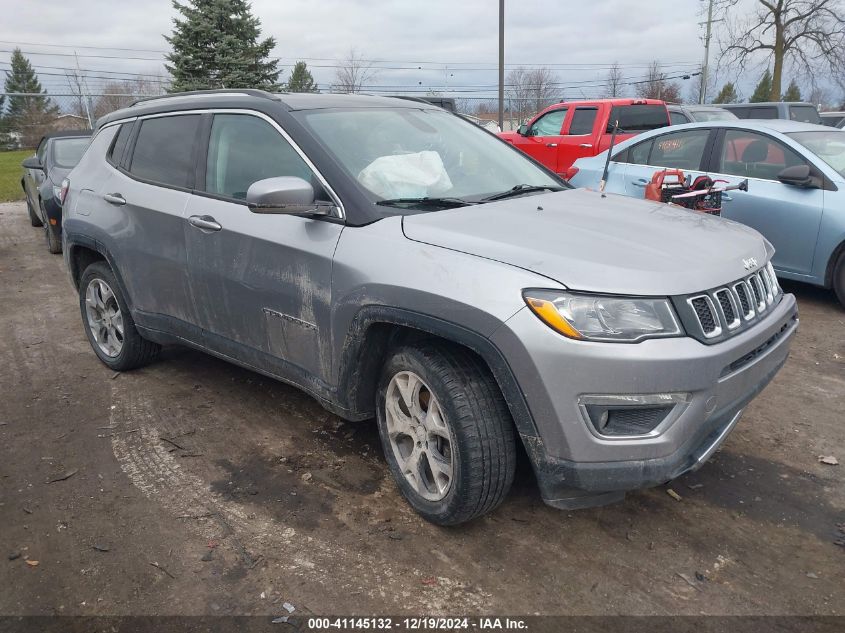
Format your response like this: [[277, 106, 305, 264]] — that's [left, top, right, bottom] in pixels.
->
[[564, 166, 579, 181], [59, 178, 70, 205]]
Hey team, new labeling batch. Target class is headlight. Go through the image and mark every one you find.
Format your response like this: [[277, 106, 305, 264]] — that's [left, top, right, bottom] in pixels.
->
[[523, 290, 683, 342], [52, 185, 62, 203]]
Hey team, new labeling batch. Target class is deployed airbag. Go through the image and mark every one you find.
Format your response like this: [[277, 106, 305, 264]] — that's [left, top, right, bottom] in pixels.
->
[[358, 151, 452, 199]]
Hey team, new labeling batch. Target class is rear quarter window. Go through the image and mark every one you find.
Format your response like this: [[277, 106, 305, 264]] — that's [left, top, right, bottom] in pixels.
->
[[128, 115, 201, 188], [108, 123, 133, 167], [748, 107, 778, 119], [788, 105, 821, 124], [608, 105, 670, 133]]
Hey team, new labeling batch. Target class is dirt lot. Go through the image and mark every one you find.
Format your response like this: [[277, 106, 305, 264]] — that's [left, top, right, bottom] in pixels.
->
[[0, 199, 843, 617]]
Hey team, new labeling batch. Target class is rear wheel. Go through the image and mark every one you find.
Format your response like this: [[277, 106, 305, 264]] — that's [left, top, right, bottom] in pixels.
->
[[26, 196, 42, 227], [833, 251, 845, 308], [78, 262, 160, 371], [375, 343, 516, 525]]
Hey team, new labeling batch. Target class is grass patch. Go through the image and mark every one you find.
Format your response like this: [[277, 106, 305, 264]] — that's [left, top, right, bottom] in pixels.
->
[[0, 149, 31, 202]]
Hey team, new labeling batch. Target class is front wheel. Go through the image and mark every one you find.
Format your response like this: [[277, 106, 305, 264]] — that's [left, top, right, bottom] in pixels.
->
[[375, 343, 516, 525], [43, 204, 61, 254], [26, 196, 42, 227], [78, 262, 161, 371]]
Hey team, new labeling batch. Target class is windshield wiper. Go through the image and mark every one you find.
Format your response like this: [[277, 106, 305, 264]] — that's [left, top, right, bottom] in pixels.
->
[[375, 196, 475, 209], [481, 184, 564, 202]]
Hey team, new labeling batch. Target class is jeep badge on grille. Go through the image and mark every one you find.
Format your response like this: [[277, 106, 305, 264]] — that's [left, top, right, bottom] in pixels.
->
[[743, 257, 758, 271]]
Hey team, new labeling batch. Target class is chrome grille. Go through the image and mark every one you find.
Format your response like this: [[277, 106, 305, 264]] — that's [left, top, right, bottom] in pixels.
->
[[688, 295, 721, 337], [682, 264, 782, 342]]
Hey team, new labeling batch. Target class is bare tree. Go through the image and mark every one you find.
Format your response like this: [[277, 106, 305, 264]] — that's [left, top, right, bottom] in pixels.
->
[[718, 0, 845, 101], [91, 77, 166, 118], [65, 69, 93, 124], [635, 61, 682, 103], [333, 48, 378, 93], [506, 66, 560, 123], [603, 62, 625, 97]]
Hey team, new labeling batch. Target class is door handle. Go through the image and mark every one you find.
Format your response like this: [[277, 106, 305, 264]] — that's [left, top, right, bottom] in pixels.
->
[[578, 143, 593, 148], [188, 215, 222, 232], [546, 143, 558, 148], [102, 193, 126, 205], [722, 194, 733, 201], [631, 179, 648, 187]]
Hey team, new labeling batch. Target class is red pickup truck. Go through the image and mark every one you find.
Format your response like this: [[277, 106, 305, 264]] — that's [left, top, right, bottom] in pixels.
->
[[498, 98, 671, 177]]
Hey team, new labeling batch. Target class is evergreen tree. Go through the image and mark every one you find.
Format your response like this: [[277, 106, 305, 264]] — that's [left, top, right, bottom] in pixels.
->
[[712, 82, 739, 104], [782, 79, 801, 101], [750, 69, 773, 103], [165, 0, 281, 92], [3, 48, 58, 147], [286, 61, 318, 93]]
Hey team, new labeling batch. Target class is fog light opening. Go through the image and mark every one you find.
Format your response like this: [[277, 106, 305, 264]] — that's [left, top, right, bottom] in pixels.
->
[[578, 393, 690, 438]]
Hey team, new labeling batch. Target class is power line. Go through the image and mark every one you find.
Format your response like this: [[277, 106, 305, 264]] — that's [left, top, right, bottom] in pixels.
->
[[0, 42, 701, 70]]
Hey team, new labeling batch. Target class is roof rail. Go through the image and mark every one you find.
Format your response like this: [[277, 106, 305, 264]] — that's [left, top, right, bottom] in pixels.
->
[[130, 88, 281, 107]]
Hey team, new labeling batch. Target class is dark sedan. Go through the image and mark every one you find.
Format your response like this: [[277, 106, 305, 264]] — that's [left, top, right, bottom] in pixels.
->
[[22, 130, 91, 253]]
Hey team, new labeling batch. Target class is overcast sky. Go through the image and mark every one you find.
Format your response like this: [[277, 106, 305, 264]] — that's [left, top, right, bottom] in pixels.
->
[[0, 0, 795, 103]]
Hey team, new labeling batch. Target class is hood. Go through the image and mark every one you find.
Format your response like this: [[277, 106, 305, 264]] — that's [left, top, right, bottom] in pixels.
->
[[48, 167, 72, 187], [401, 189, 772, 296]]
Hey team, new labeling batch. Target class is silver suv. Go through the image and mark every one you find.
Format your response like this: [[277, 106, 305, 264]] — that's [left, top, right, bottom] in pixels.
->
[[62, 90, 798, 525]]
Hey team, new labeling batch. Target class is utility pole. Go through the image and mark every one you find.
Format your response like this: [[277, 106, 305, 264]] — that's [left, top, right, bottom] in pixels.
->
[[75, 52, 94, 128], [699, 0, 714, 104], [498, 0, 504, 130]]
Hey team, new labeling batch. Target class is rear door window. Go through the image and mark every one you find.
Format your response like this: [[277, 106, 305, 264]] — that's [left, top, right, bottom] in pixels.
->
[[529, 109, 567, 136], [128, 115, 201, 188], [608, 105, 669, 133], [648, 129, 710, 170], [567, 107, 598, 135]]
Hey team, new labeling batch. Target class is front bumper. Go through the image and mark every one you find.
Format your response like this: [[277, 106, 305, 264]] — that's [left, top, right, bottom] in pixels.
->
[[491, 292, 798, 508]]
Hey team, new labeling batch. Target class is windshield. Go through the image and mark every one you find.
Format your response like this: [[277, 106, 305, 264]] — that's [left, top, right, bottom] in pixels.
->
[[689, 109, 737, 122], [788, 130, 845, 177], [295, 108, 561, 204], [52, 137, 90, 168]]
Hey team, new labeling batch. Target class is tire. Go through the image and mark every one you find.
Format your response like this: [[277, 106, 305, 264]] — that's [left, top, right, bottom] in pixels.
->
[[78, 261, 161, 371], [26, 196, 43, 227], [833, 251, 845, 308], [375, 343, 516, 525], [43, 204, 61, 254]]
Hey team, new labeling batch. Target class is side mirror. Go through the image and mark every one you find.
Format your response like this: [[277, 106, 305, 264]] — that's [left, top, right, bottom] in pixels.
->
[[246, 177, 332, 215], [21, 156, 43, 170], [776, 164, 815, 188], [517, 124, 529, 136]]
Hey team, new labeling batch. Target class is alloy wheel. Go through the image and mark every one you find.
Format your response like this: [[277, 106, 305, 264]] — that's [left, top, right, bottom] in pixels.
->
[[384, 371, 454, 501], [85, 278, 124, 358]]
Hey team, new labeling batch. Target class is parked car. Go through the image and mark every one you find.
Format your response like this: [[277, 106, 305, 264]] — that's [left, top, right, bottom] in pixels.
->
[[498, 98, 670, 176], [820, 111, 845, 128], [393, 95, 457, 112], [668, 104, 738, 125], [718, 102, 821, 124], [21, 130, 92, 253], [63, 90, 796, 525], [568, 119, 845, 305]]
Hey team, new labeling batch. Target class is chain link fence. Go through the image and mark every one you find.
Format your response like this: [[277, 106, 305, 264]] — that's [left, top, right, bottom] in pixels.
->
[[1, 90, 563, 149], [1, 91, 165, 149]]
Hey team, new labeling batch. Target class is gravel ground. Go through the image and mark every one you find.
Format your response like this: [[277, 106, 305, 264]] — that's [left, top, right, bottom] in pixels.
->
[[0, 200, 843, 616]]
